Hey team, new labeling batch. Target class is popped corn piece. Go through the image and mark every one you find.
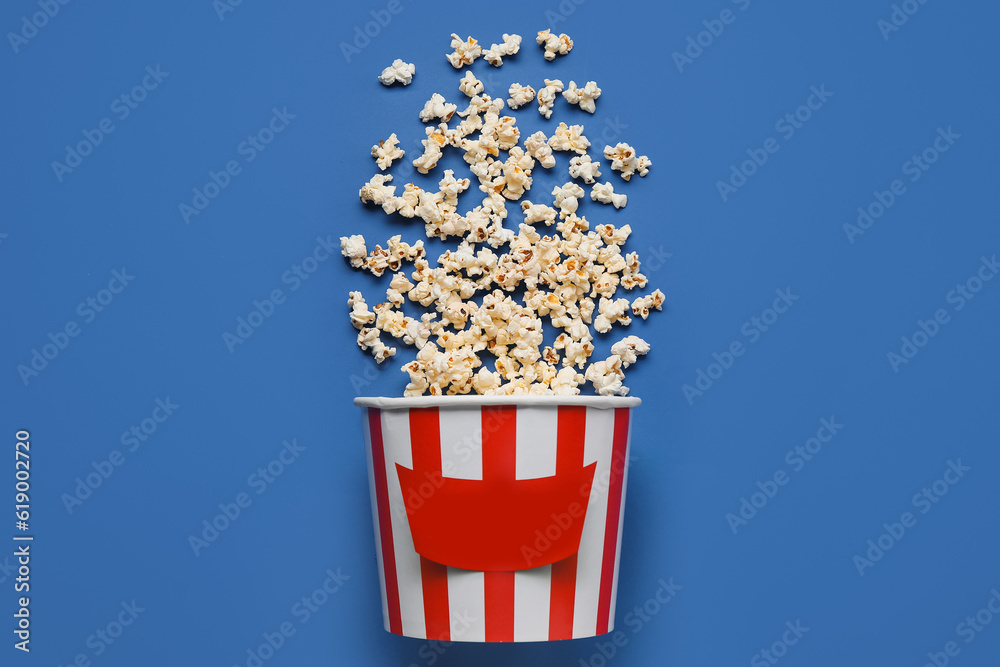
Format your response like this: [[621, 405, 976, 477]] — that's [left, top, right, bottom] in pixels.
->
[[585, 355, 627, 396], [459, 71, 484, 97], [562, 80, 601, 113], [348, 291, 376, 329], [378, 59, 415, 86], [523, 131, 556, 169], [603, 142, 652, 181], [594, 297, 632, 333], [446, 33, 482, 68], [631, 289, 665, 319], [340, 235, 367, 268], [483, 33, 522, 66], [611, 335, 650, 367], [551, 182, 586, 219], [371, 133, 404, 171], [437, 169, 472, 206], [620, 251, 647, 290], [412, 127, 447, 174], [591, 182, 627, 209], [521, 200, 558, 226], [472, 367, 502, 394], [495, 116, 521, 151], [568, 154, 602, 184], [359, 174, 399, 214], [595, 222, 632, 246], [537, 78, 564, 119], [551, 366, 585, 395], [507, 83, 536, 109], [536, 29, 573, 61], [548, 122, 591, 154], [358, 327, 396, 363], [419, 93, 458, 123]]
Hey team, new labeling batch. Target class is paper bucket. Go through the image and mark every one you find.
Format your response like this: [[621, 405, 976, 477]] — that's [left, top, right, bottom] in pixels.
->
[[355, 395, 640, 643]]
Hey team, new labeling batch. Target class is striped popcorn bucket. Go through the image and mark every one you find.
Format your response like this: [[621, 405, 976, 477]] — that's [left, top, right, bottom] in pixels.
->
[[355, 395, 639, 642]]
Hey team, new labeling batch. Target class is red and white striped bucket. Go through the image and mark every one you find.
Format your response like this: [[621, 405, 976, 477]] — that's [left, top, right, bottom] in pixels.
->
[[355, 396, 639, 642]]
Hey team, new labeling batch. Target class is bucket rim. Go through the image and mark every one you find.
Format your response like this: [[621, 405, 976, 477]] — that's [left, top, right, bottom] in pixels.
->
[[354, 395, 641, 409]]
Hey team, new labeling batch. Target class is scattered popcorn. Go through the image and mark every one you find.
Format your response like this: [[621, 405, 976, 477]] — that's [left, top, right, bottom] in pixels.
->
[[610, 335, 650, 367], [524, 131, 556, 168], [419, 93, 458, 123], [348, 291, 376, 330], [507, 83, 536, 110], [585, 355, 626, 396], [569, 154, 602, 184], [521, 200, 558, 226], [631, 289, 665, 319], [378, 59, 415, 86], [340, 235, 367, 268], [594, 297, 632, 333], [537, 78, 564, 119], [457, 72, 483, 98], [412, 126, 447, 174], [551, 182, 586, 219], [483, 33, 522, 66], [604, 143, 652, 181], [446, 34, 482, 68], [591, 182, 627, 209], [358, 327, 396, 363], [371, 133, 404, 171], [547, 122, 590, 154], [562, 80, 601, 113], [359, 174, 399, 214], [536, 29, 573, 61]]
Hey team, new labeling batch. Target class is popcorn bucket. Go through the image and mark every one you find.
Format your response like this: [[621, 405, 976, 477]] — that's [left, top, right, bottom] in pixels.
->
[[354, 395, 639, 642]]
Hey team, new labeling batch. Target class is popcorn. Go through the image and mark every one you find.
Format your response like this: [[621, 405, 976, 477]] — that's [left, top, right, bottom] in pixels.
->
[[371, 133, 404, 171], [507, 83, 536, 109], [378, 59, 415, 86], [340, 235, 367, 268], [562, 80, 601, 113], [483, 33, 522, 66], [419, 93, 458, 123], [459, 71, 484, 97], [591, 182, 627, 209], [551, 182, 586, 219], [631, 289, 665, 319], [594, 297, 632, 333], [523, 131, 556, 168], [446, 34, 482, 68], [412, 126, 447, 174], [521, 200, 558, 226], [585, 355, 626, 396], [603, 143, 652, 181], [348, 291, 376, 329], [359, 174, 399, 214], [536, 29, 573, 61], [610, 335, 650, 367], [537, 78, 564, 119], [568, 154, 602, 184], [358, 327, 397, 363], [547, 122, 591, 154]]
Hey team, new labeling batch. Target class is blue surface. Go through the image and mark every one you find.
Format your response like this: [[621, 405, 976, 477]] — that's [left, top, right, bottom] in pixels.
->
[[2, 0, 999, 665]]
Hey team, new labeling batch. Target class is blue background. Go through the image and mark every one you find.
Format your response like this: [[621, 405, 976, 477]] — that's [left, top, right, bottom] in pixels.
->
[[2, 0, 998, 665]]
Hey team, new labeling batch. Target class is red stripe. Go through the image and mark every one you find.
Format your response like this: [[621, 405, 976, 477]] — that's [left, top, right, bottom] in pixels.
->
[[549, 406, 588, 640], [409, 408, 451, 640], [596, 408, 631, 635], [368, 408, 402, 635], [482, 406, 517, 641]]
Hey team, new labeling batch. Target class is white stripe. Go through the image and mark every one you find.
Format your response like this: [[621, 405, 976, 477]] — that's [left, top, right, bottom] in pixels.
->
[[514, 565, 552, 641], [446, 568, 486, 642], [362, 411, 391, 631], [607, 414, 633, 631], [381, 409, 426, 639], [515, 407, 558, 479], [437, 408, 483, 480], [572, 407, 616, 637]]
